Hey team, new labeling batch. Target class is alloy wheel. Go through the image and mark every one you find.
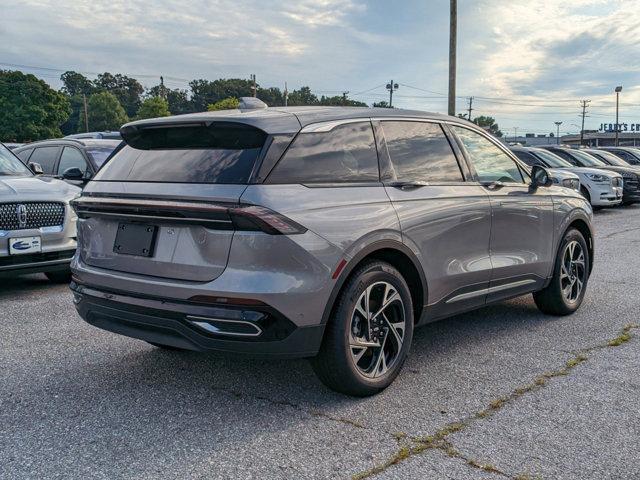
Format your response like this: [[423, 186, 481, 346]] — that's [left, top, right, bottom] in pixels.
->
[[349, 281, 406, 378], [560, 240, 586, 303]]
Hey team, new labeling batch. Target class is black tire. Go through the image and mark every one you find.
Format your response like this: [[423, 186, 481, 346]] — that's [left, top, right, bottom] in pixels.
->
[[534, 228, 590, 316], [580, 186, 591, 204], [310, 260, 414, 396], [45, 269, 72, 284], [146, 342, 187, 351]]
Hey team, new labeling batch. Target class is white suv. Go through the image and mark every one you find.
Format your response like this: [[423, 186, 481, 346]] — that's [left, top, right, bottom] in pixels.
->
[[516, 147, 622, 207], [0, 143, 79, 281]]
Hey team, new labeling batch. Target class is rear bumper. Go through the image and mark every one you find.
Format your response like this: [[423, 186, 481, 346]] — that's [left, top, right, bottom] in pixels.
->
[[71, 282, 325, 358]]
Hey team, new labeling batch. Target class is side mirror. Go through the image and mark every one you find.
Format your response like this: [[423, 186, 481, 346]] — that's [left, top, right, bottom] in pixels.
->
[[62, 167, 84, 180], [28, 162, 43, 175], [531, 165, 553, 188]]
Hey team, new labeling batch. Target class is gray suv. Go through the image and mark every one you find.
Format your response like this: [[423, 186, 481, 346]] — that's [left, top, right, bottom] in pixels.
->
[[70, 104, 594, 396]]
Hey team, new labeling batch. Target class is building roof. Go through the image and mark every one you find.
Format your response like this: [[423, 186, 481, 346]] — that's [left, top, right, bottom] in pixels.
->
[[122, 106, 460, 135]]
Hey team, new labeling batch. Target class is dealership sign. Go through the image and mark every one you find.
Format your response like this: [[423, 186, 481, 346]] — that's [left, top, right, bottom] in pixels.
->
[[600, 123, 640, 132]]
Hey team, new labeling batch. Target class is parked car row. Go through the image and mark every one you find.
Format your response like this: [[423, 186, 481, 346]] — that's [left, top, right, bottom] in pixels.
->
[[511, 145, 640, 207]]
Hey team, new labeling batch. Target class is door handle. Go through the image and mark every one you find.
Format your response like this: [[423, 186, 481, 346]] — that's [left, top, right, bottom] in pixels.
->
[[388, 181, 428, 190], [481, 181, 504, 191]]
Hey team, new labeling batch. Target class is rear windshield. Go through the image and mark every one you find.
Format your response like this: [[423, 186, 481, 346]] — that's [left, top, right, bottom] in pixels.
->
[[94, 123, 267, 184]]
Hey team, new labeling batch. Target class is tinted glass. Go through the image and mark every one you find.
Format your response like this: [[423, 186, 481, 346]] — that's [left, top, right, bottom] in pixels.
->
[[86, 146, 118, 167], [15, 148, 33, 163], [565, 149, 606, 167], [382, 121, 462, 182], [58, 147, 88, 175], [532, 149, 573, 168], [549, 149, 578, 165], [0, 144, 31, 176], [96, 123, 267, 184], [267, 122, 378, 184], [612, 150, 639, 164], [589, 150, 627, 166], [28, 147, 60, 174], [452, 127, 524, 183], [512, 150, 539, 167]]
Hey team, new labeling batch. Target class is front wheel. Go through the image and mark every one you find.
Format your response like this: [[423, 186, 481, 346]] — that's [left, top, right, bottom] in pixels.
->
[[310, 261, 414, 396], [534, 228, 590, 316]]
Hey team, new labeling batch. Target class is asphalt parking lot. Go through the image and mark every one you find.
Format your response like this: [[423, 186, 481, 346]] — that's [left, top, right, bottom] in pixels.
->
[[1, 205, 639, 480]]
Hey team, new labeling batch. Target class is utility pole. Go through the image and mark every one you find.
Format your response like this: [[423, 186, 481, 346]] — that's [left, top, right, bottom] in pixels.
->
[[466, 96, 473, 122], [448, 0, 457, 116], [513, 127, 518, 143], [250, 74, 257, 97], [160, 76, 166, 100], [386, 80, 398, 108], [554, 121, 563, 145], [82, 93, 89, 132], [579, 100, 590, 146], [284, 82, 288, 107], [615, 86, 623, 146], [342, 91, 349, 106]]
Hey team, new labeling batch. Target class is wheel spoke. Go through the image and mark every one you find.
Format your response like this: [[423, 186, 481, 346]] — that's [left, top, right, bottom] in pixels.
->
[[372, 331, 389, 377], [383, 312, 404, 348]]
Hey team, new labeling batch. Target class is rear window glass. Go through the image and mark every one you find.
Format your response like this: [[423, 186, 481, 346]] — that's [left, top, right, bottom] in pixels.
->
[[94, 123, 267, 184], [382, 121, 463, 182], [266, 122, 379, 184], [87, 146, 118, 168]]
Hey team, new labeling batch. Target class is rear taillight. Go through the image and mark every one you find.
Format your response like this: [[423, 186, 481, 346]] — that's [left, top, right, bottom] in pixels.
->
[[229, 205, 307, 235]]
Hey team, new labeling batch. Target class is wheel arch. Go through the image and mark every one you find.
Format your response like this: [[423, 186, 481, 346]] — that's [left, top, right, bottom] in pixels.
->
[[320, 240, 427, 326], [566, 218, 594, 274]]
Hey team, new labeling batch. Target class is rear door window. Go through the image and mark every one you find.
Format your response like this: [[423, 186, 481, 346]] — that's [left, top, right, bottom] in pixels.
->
[[382, 121, 463, 182], [28, 146, 61, 174], [266, 121, 379, 184], [95, 123, 267, 184]]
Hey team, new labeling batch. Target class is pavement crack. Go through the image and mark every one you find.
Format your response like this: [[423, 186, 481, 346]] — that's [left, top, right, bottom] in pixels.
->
[[350, 323, 639, 480]]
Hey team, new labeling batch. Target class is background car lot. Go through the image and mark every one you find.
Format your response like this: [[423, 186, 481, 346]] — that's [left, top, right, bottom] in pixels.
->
[[1, 205, 639, 479]]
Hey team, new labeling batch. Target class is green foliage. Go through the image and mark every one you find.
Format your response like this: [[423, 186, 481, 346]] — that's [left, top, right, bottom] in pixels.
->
[[287, 86, 318, 106], [473, 116, 503, 137], [373, 101, 392, 108], [94, 72, 144, 117], [60, 71, 94, 96], [136, 96, 171, 119], [0, 70, 70, 142], [319, 95, 367, 107], [189, 78, 254, 111], [207, 97, 240, 111], [146, 85, 193, 115], [78, 91, 128, 132], [60, 94, 85, 136]]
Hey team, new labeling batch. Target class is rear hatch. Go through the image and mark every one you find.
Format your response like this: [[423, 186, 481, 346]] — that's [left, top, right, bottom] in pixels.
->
[[74, 121, 272, 282]]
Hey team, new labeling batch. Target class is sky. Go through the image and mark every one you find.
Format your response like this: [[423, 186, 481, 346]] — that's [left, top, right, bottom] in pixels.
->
[[2, 0, 640, 136]]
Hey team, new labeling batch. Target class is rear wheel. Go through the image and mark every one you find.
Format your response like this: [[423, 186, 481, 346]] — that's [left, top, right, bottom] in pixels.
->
[[534, 228, 589, 316], [45, 269, 72, 284], [311, 260, 414, 396]]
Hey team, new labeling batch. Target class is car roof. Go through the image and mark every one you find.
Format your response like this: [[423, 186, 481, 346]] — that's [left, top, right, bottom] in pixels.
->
[[122, 106, 466, 135], [13, 139, 121, 150]]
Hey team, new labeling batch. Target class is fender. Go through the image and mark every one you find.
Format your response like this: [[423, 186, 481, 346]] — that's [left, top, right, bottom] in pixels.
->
[[320, 239, 428, 325]]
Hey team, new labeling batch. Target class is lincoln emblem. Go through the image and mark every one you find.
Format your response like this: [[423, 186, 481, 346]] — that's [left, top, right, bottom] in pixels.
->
[[16, 204, 27, 229]]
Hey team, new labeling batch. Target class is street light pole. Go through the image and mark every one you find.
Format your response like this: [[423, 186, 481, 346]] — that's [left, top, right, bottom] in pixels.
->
[[448, 0, 457, 116], [554, 121, 562, 145], [615, 86, 622, 146]]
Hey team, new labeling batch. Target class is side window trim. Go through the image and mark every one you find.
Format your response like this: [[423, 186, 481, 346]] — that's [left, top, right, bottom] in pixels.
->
[[448, 125, 528, 185], [378, 119, 468, 186]]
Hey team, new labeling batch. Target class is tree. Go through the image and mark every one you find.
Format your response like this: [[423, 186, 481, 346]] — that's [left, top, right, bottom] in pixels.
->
[[473, 116, 503, 137], [60, 71, 94, 96], [208, 97, 240, 111], [78, 91, 128, 132], [373, 101, 391, 108], [0, 70, 70, 142], [319, 95, 367, 107], [136, 97, 171, 119], [94, 72, 144, 117], [60, 95, 85, 135], [287, 86, 318, 106], [146, 85, 193, 115], [257, 87, 285, 106], [189, 78, 254, 111]]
